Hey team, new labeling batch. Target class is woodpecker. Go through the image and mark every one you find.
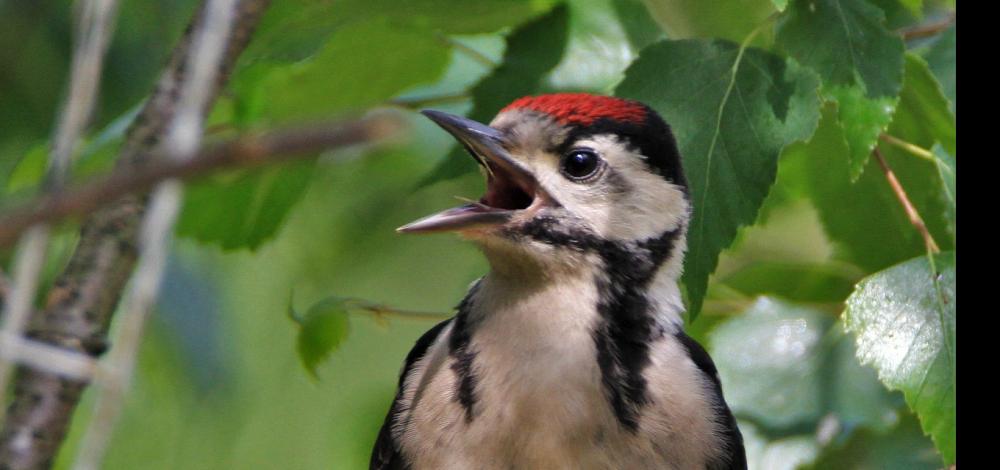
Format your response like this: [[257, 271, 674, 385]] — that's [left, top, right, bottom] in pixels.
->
[[371, 94, 746, 470]]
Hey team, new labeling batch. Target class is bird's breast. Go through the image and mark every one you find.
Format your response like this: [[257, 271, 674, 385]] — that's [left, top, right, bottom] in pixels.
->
[[401, 277, 624, 469], [395, 272, 717, 469]]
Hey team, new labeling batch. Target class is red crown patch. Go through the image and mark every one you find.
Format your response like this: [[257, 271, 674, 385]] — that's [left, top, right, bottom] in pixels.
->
[[501, 93, 648, 127]]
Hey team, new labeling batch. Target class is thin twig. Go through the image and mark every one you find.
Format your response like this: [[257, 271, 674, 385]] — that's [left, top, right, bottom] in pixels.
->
[[389, 92, 471, 109], [874, 148, 941, 254], [0, 0, 121, 427], [899, 11, 956, 41], [341, 298, 453, 324], [879, 133, 937, 162], [0, 0, 274, 467], [0, 271, 9, 302], [0, 115, 402, 248], [0, 335, 97, 382], [48, 0, 121, 188], [438, 34, 498, 69], [71, 0, 240, 466], [0, 227, 51, 397], [68, 182, 181, 470]]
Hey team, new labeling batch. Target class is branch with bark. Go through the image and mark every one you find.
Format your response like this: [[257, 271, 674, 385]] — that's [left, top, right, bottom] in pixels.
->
[[0, 116, 404, 248], [0, 0, 275, 468]]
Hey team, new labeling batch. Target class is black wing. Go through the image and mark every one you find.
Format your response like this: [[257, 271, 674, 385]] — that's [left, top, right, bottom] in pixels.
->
[[370, 319, 454, 470], [674, 331, 747, 470]]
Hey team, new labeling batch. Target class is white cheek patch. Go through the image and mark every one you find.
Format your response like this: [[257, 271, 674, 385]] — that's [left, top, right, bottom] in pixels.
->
[[553, 135, 690, 242]]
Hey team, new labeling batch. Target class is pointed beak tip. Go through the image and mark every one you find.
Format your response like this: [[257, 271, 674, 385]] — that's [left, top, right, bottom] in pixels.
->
[[418, 109, 450, 124]]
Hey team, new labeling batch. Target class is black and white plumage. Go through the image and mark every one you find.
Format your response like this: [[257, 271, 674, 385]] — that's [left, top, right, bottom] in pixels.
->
[[372, 94, 746, 470]]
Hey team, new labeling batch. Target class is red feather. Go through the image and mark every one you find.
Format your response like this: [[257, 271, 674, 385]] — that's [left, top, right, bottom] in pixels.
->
[[501, 93, 648, 126]]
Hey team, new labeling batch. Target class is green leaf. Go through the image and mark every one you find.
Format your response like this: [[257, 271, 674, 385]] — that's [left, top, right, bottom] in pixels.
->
[[712, 298, 902, 438], [246, 0, 551, 62], [876, 54, 955, 249], [721, 261, 858, 303], [548, 0, 639, 91], [897, 0, 923, 17], [867, 0, 922, 29], [294, 297, 352, 378], [776, 0, 905, 99], [844, 252, 956, 464], [932, 144, 954, 240], [640, 0, 778, 46], [922, 25, 955, 114], [417, 4, 571, 187], [250, 19, 450, 122], [886, 53, 956, 155], [824, 86, 895, 178], [6, 144, 47, 193], [770, 0, 790, 11], [612, 0, 665, 52], [710, 297, 832, 428], [828, 327, 905, 434], [776, 0, 906, 177], [5, 105, 138, 193], [176, 160, 316, 250], [72, 104, 140, 178], [616, 39, 821, 318], [805, 412, 941, 470], [786, 104, 931, 272], [373, 0, 555, 35]]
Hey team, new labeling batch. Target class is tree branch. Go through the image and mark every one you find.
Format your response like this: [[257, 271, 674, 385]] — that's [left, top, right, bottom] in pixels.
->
[[0, 268, 11, 301], [0, 0, 122, 414], [879, 133, 937, 162], [899, 11, 956, 41], [0, 0, 273, 468], [873, 148, 941, 255], [72, 1, 257, 467], [388, 92, 470, 110], [0, 116, 404, 248]]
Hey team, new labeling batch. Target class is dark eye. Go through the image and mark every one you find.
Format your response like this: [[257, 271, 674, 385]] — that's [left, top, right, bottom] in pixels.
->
[[561, 150, 601, 181]]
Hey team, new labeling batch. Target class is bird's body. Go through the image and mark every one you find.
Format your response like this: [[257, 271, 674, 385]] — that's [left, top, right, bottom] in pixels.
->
[[373, 94, 745, 469]]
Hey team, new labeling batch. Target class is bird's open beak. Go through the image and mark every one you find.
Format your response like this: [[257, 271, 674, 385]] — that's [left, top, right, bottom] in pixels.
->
[[398, 110, 543, 234]]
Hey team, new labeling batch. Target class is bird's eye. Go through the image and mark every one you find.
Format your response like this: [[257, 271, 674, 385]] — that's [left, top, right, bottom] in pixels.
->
[[561, 150, 602, 181]]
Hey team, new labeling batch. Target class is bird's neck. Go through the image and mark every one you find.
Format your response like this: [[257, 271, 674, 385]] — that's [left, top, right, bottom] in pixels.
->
[[461, 253, 685, 344], [452, 245, 687, 433], [470, 264, 604, 332], [468, 224, 689, 333]]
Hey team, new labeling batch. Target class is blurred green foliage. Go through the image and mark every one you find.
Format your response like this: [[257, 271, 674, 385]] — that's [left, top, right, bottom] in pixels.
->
[[1, 0, 955, 468]]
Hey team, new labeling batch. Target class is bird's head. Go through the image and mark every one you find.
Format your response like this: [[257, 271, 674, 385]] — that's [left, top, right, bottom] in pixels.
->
[[400, 94, 690, 280]]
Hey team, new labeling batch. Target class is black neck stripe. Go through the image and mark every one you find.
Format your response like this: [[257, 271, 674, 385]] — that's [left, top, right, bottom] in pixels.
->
[[513, 217, 681, 430], [449, 282, 481, 423]]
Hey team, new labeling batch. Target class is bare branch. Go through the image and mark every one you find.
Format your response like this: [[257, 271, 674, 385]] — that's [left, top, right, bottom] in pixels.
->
[[879, 133, 938, 162], [389, 92, 471, 109], [874, 148, 941, 255], [0, 336, 97, 382], [0, 268, 11, 301], [0, 227, 51, 393], [0, 116, 403, 248], [72, 0, 240, 466], [48, 0, 122, 188], [0, 0, 121, 427], [437, 34, 498, 69], [0, 0, 274, 467], [899, 11, 956, 41]]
